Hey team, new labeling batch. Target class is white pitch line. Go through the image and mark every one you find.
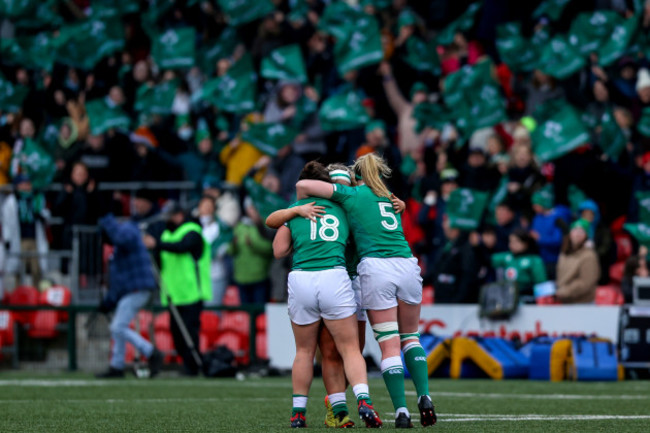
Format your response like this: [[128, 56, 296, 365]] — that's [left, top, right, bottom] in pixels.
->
[[406, 391, 650, 400], [0, 379, 292, 388], [382, 414, 650, 423]]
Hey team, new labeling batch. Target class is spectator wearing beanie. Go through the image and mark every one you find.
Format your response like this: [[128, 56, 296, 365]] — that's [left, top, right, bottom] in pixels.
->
[[430, 217, 479, 304], [530, 187, 572, 278], [578, 199, 615, 285], [493, 198, 521, 253], [555, 219, 600, 304]]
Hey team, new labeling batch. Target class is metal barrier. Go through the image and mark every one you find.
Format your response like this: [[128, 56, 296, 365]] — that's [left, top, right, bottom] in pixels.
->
[[0, 304, 265, 372], [71, 225, 105, 304]]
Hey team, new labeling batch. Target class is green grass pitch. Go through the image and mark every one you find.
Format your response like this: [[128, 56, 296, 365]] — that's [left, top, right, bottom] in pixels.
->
[[1, 373, 649, 432]]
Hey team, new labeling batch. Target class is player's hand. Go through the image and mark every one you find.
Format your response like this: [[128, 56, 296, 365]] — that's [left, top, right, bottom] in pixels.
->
[[297, 202, 325, 222], [391, 194, 406, 214]]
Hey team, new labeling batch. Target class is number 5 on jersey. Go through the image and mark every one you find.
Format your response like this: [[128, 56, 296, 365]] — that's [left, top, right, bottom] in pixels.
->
[[378, 202, 398, 230], [310, 214, 340, 241]]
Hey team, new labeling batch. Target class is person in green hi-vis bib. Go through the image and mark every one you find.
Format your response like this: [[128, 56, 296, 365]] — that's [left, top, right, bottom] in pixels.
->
[[295, 154, 437, 428], [143, 205, 212, 376]]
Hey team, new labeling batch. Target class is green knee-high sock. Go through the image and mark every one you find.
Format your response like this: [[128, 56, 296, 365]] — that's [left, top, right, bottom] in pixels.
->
[[380, 356, 408, 411], [403, 341, 430, 398]]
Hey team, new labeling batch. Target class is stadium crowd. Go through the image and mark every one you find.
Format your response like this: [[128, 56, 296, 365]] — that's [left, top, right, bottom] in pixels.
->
[[2, 0, 650, 306]]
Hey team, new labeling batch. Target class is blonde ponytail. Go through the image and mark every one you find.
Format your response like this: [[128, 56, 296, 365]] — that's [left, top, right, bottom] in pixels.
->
[[354, 153, 392, 198]]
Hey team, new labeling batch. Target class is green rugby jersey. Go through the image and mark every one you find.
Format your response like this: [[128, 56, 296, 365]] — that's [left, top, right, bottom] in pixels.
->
[[331, 184, 412, 259], [286, 198, 349, 271]]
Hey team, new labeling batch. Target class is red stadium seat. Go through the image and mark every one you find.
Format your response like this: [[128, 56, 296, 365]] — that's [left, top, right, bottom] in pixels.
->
[[255, 314, 266, 332], [154, 312, 171, 333], [614, 235, 633, 262], [609, 262, 625, 284], [200, 311, 220, 344], [220, 311, 250, 335], [222, 286, 241, 306], [154, 330, 177, 364], [7, 286, 40, 325], [595, 285, 625, 305], [40, 286, 72, 322], [0, 311, 15, 346], [27, 310, 59, 339], [256, 332, 268, 360]]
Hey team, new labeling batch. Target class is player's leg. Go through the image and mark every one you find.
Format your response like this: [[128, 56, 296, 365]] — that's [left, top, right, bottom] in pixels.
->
[[396, 257, 436, 426], [318, 324, 353, 427], [320, 269, 381, 428], [100, 292, 145, 377], [323, 314, 381, 428], [366, 307, 411, 427], [360, 258, 410, 425], [287, 270, 321, 428], [290, 320, 320, 428]]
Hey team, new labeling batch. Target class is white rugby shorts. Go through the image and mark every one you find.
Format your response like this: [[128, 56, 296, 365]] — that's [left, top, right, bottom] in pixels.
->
[[351, 276, 367, 322], [288, 268, 357, 325], [357, 257, 423, 311]]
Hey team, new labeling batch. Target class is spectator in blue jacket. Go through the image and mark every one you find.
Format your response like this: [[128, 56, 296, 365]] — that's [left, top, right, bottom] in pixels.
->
[[530, 187, 572, 279], [96, 214, 163, 379]]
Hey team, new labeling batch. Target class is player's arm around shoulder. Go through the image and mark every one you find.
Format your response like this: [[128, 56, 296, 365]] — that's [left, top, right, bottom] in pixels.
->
[[272, 225, 293, 259], [265, 202, 326, 229], [296, 179, 335, 200]]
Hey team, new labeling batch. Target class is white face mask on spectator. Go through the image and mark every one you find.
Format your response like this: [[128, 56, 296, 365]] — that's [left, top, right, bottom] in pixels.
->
[[177, 127, 193, 141]]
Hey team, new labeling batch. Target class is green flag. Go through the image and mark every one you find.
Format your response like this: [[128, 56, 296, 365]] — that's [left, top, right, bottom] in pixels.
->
[[1, 33, 57, 71], [217, 0, 275, 26], [598, 109, 627, 162], [533, 0, 571, 21], [360, 0, 392, 9], [636, 192, 650, 225], [241, 122, 299, 156], [537, 35, 586, 80], [9, 138, 55, 190], [151, 27, 196, 69], [447, 188, 489, 230], [436, 2, 482, 46], [91, 0, 140, 18], [442, 59, 505, 134], [638, 107, 650, 137], [55, 17, 125, 70], [319, 89, 369, 132], [569, 11, 623, 56], [134, 80, 178, 115], [85, 99, 131, 135], [532, 104, 589, 162], [10, 0, 62, 29], [412, 102, 450, 133], [0, 74, 29, 113], [243, 177, 291, 221], [318, 2, 367, 39], [141, 0, 175, 38], [496, 22, 543, 72], [0, 0, 39, 18], [334, 15, 384, 75], [199, 27, 240, 75], [624, 223, 650, 247], [261, 44, 308, 83], [598, 16, 638, 67], [486, 176, 509, 224], [454, 83, 507, 136], [443, 58, 495, 107], [192, 54, 257, 113], [404, 37, 441, 74]]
